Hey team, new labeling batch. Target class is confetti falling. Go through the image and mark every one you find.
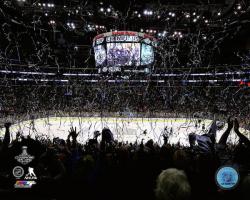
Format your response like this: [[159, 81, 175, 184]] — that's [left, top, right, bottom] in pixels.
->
[[0, 0, 250, 141]]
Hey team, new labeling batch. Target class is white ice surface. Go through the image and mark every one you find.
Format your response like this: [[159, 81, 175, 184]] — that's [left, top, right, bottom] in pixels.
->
[[0, 117, 249, 146]]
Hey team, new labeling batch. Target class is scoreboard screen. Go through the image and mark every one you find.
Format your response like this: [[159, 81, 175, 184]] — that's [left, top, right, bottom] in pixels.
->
[[93, 31, 157, 71]]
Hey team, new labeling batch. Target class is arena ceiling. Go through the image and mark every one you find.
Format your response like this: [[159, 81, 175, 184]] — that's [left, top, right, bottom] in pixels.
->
[[1, 0, 250, 69]]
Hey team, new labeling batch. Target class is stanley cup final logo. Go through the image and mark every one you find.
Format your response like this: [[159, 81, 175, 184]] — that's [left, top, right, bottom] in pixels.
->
[[15, 146, 34, 165]]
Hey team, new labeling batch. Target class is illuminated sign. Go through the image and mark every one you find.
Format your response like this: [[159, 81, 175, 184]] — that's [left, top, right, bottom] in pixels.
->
[[106, 36, 139, 42], [96, 37, 104, 45], [93, 31, 157, 69]]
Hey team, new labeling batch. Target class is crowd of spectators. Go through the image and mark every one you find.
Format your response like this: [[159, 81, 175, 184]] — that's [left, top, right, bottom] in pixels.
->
[[0, 118, 249, 200], [1, 85, 250, 119]]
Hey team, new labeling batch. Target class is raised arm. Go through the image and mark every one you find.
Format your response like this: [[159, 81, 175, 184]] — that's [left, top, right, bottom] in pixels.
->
[[218, 117, 233, 145], [2, 122, 11, 148], [67, 127, 79, 149], [234, 118, 250, 147], [207, 119, 217, 144]]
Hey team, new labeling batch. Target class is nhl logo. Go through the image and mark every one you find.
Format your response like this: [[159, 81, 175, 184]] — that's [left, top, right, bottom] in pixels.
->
[[15, 146, 34, 165]]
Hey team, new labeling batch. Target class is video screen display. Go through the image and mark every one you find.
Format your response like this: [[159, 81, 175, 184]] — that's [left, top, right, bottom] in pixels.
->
[[107, 43, 140, 66], [94, 45, 106, 66], [141, 44, 154, 65]]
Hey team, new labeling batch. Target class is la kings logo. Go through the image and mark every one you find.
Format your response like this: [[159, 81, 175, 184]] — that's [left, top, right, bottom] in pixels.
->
[[15, 146, 34, 165]]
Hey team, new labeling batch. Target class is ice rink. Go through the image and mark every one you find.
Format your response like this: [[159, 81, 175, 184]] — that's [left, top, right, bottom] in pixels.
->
[[0, 117, 249, 146]]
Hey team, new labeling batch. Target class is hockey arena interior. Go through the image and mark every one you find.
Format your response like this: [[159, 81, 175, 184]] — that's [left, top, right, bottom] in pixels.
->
[[0, 0, 250, 200]]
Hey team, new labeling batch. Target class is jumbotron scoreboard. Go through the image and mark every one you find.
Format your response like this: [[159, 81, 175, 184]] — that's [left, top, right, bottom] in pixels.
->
[[93, 31, 157, 73]]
